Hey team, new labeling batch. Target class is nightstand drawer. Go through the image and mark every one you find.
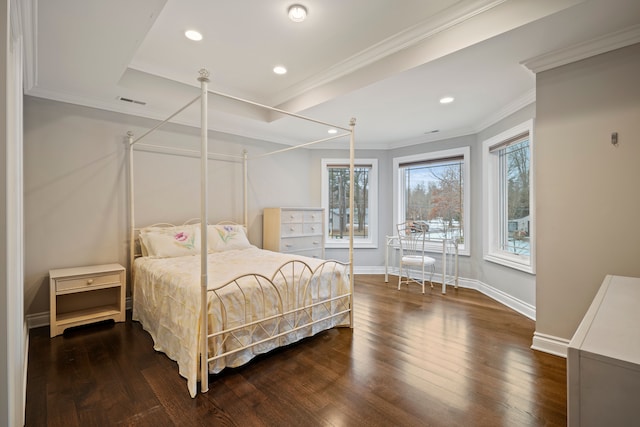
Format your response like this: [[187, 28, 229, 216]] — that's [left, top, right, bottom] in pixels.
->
[[56, 272, 122, 293]]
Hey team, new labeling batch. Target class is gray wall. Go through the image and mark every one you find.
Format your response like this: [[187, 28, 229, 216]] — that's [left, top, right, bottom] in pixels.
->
[[23, 96, 315, 315], [24, 94, 541, 318], [385, 111, 538, 308], [476, 103, 537, 305], [310, 148, 390, 267], [389, 135, 478, 281], [535, 42, 640, 340]]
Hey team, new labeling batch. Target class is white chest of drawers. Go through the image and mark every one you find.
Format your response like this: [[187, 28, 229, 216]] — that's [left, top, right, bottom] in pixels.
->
[[263, 207, 325, 259], [49, 263, 126, 337]]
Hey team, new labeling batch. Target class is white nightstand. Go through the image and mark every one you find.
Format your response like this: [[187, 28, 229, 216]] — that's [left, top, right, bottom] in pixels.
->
[[49, 263, 126, 337]]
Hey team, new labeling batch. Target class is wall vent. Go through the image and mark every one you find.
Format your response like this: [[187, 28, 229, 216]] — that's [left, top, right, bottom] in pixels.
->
[[117, 96, 147, 106]]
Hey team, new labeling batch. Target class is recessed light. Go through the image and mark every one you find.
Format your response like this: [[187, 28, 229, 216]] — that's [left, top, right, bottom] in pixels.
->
[[185, 30, 203, 41], [439, 96, 455, 104], [328, 129, 337, 134], [288, 4, 307, 22], [273, 66, 287, 75]]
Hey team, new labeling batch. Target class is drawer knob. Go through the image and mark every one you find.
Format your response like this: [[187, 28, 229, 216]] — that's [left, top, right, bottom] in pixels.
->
[[86, 279, 94, 285], [290, 227, 295, 231]]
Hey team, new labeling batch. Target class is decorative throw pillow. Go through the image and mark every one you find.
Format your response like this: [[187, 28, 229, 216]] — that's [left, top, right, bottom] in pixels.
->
[[140, 224, 201, 258], [207, 224, 252, 252]]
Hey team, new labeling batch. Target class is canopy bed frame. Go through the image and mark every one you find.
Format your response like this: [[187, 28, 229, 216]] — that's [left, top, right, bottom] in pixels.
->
[[126, 69, 356, 396]]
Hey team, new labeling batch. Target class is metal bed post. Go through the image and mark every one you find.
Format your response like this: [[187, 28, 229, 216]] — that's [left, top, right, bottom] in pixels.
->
[[127, 132, 135, 286], [128, 71, 357, 396], [243, 150, 248, 229], [348, 118, 356, 328], [198, 69, 210, 393]]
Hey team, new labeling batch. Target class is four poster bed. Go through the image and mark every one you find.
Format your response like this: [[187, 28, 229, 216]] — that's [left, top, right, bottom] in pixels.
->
[[127, 69, 356, 397]]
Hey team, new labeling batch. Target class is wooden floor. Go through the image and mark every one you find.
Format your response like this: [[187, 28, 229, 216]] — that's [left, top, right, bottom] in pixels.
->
[[26, 275, 567, 426]]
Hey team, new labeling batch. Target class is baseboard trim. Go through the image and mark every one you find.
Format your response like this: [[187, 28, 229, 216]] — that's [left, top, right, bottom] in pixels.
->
[[531, 332, 569, 358], [28, 274, 535, 333], [23, 321, 29, 426], [355, 266, 536, 321], [474, 280, 536, 320], [26, 311, 49, 330]]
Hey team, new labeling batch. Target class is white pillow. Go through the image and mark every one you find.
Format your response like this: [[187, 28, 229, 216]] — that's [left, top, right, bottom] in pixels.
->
[[207, 224, 252, 252], [140, 224, 201, 258]]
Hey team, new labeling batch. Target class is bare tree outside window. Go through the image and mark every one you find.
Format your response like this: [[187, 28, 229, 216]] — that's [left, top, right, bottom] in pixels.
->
[[500, 139, 530, 255], [403, 160, 464, 242], [328, 166, 370, 240]]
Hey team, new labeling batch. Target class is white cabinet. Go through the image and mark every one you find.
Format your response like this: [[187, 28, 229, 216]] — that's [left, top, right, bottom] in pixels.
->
[[567, 275, 640, 427], [49, 263, 126, 337], [263, 207, 325, 258]]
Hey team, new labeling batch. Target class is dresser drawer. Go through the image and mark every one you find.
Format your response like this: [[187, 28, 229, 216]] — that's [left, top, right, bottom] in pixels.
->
[[303, 222, 322, 235], [281, 223, 304, 236], [280, 211, 305, 224], [55, 272, 122, 293], [303, 210, 322, 223], [280, 235, 323, 253]]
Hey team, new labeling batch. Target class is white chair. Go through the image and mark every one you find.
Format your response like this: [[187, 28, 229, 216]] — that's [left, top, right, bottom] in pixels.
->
[[397, 221, 436, 293]]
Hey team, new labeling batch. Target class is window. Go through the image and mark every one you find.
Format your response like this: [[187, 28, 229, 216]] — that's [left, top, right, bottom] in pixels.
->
[[393, 147, 470, 255], [321, 159, 378, 249], [483, 120, 535, 273]]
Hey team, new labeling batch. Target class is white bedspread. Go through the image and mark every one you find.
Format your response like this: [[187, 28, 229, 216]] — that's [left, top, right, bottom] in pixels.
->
[[132, 247, 350, 397]]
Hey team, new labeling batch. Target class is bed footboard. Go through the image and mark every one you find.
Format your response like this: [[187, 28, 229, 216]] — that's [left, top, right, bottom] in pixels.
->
[[201, 259, 351, 392]]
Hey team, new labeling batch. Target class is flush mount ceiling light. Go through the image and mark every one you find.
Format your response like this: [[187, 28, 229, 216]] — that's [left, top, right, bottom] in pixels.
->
[[185, 30, 203, 41], [328, 129, 337, 134], [439, 96, 455, 104], [288, 4, 307, 22], [273, 65, 287, 75]]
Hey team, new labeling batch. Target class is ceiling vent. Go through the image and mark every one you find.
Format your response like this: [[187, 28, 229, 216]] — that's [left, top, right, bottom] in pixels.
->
[[117, 96, 147, 106]]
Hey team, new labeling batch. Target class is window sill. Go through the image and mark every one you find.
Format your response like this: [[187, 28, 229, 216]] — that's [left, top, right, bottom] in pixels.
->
[[484, 252, 535, 274]]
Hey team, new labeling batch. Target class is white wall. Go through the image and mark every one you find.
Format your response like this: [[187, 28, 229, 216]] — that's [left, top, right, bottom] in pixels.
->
[[535, 42, 640, 341]]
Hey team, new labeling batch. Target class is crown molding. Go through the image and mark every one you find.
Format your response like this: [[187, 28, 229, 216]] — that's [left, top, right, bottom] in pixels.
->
[[474, 88, 536, 133], [271, 0, 508, 106], [521, 24, 640, 74]]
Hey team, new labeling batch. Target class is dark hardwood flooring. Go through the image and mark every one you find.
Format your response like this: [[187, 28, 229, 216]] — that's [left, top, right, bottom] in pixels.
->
[[26, 275, 567, 426]]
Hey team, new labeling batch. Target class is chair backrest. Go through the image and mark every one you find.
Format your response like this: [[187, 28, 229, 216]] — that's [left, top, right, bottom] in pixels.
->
[[397, 221, 427, 256]]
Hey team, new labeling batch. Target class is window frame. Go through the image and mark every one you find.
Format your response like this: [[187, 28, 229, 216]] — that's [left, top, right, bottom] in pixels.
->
[[482, 119, 536, 273], [321, 158, 378, 249], [392, 147, 471, 256]]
